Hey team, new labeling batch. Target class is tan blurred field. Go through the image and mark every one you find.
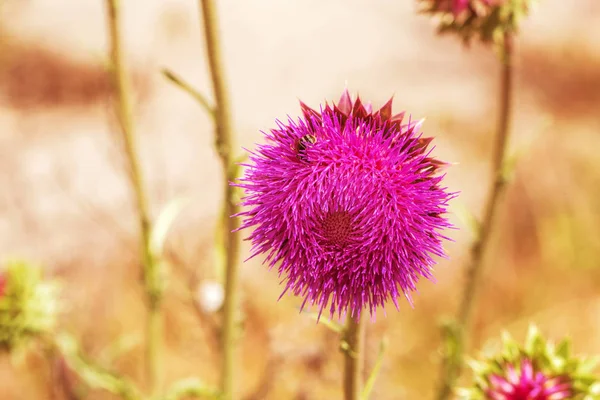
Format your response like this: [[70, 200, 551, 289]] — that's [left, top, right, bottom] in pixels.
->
[[1, 0, 599, 399]]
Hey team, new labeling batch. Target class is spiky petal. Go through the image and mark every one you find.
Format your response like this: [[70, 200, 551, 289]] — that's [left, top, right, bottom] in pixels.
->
[[236, 90, 455, 319]]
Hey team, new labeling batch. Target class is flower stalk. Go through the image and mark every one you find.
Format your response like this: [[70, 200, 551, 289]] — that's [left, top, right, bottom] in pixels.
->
[[436, 32, 514, 400], [197, 0, 241, 399], [104, 0, 162, 394], [343, 314, 366, 400]]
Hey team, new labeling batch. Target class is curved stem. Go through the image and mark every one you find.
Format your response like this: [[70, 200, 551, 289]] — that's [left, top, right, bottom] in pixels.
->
[[197, 1, 241, 399], [435, 33, 514, 400], [50, 335, 143, 400], [343, 313, 366, 400], [105, 0, 162, 394]]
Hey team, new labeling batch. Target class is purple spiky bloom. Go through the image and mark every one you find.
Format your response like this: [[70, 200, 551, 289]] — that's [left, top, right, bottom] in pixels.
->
[[236, 90, 454, 320]]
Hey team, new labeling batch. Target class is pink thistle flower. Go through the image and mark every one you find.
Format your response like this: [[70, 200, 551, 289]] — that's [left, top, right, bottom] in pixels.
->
[[236, 91, 455, 319], [460, 326, 600, 400], [417, 0, 528, 45], [486, 359, 572, 400]]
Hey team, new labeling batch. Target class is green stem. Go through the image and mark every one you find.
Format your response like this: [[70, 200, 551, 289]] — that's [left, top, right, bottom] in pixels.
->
[[435, 33, 514, 400], [197, 1, 241, 399], [104, 0, 161, 394], [343, 313, 366, 400], [161, 68, 215, 119]]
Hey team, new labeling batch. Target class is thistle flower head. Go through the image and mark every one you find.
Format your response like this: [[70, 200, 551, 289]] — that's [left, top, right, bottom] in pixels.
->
[[460, 325, 600, 400], [418, 0, 530, 45], [237, 90, 455, 319], [0, 260, 60, 349]]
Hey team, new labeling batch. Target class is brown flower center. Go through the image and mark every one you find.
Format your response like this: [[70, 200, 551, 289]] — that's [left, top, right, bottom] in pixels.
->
[[322, 211, 353, 245]]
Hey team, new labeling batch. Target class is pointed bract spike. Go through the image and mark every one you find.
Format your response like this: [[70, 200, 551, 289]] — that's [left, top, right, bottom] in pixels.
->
[[501, 330, 514, 346], [299, 101, 321, 122], [413, 137, 435, 152], [353, 97, 368, 119], [407, 118, 426, 133], [378, 97, 394, 121], [337, 89, 353, 115], [299, 100, 318, 115], [424, 158, 451, 172], [391, 111, 406, 123], [364, 102, 373, 113], [418, 137, 435, 147], [333, 105, 349, 127], [323, 104, 335, 116]]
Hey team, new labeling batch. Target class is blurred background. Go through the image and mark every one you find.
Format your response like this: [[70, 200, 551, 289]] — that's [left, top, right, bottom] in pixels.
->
[[0, 0, 599, 398]]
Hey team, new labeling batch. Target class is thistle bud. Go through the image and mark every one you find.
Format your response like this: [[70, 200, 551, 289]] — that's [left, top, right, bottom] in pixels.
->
[[0, 260, 60, 350]]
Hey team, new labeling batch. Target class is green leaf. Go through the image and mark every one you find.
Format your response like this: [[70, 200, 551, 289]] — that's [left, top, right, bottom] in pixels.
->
[[304, 311, 343, 333], [161, 377, 220, 400], [161, 68, 215, 119], [450, 201, 480, 239], [361, 336, 388, 400], [97, 333, 142, 366], [150, 197, 191, 258]]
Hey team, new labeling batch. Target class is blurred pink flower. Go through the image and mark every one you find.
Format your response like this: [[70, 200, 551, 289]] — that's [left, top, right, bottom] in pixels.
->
[[418, 0, 526, 44], [486, 358, 572, 400], [462, 326, 600, 400]]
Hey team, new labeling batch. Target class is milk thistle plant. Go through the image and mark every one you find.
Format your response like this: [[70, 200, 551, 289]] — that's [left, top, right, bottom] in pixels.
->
[[460, 326, 600, 400], [237, 90, 454, 398], [419, 0, 533, 398]]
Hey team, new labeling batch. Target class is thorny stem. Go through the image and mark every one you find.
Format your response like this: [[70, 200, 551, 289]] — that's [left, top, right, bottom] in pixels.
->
[[435, 33, 514, 400], [343, 313, 366, 400], [105, 0, 162, 394], [198, 0, 241, 399]]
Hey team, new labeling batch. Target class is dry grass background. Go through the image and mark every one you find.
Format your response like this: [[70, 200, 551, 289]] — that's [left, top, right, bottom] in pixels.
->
[[0, 0, 599, 399]]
